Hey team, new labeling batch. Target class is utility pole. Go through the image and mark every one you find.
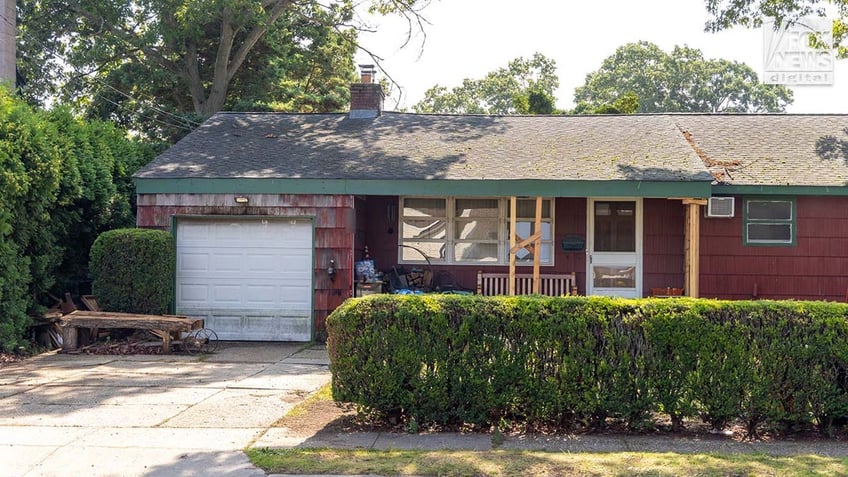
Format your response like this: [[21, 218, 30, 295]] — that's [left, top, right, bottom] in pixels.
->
[[0, 0, 14, 86]]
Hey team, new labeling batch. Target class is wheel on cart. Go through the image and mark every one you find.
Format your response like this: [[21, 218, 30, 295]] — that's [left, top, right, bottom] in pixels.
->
[[183, 328, 219, 354]]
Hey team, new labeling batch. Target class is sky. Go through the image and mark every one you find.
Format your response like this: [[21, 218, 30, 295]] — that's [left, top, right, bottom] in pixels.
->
[[353, 0, 848, 113]]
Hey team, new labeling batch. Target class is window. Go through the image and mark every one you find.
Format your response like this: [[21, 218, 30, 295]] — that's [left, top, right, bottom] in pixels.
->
[[508, 199, 554, 265], [743, 198, 795, 246], [400, 198, 447, 262], [399, 197, 554, 265]]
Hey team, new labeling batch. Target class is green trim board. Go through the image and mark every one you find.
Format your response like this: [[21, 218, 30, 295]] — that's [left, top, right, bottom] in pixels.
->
[[715, 185, 848, 196], [135, 178, 712, 198], [742, 196, 796, 247]]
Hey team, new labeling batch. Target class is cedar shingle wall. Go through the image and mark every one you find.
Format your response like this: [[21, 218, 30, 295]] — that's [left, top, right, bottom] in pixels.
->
[[642, 198, 685, 295], [136, 193, 355, 337], [700, 196, 848, 301]]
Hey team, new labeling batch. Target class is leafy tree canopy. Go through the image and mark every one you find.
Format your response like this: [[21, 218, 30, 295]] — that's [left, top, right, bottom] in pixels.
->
[[573, 41, 794, 113], [572, 91, 640, 114], [705, 0, 847, 58], [413, 53, 561, 115], [17, 0, 429, 141]]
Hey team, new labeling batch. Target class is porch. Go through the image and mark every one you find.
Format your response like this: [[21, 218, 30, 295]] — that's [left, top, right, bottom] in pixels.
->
[[353, 195, 701, 298]]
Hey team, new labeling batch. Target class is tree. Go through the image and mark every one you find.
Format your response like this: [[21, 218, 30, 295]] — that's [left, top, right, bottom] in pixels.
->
[[704, 0, 847, 58], [573, 91, 640, 114], [413, 53, 561, 114], [573, 41, 793, 113], [17, 0, 428, 137]]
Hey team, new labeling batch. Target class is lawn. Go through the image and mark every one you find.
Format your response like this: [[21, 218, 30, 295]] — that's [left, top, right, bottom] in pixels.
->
[[248, 447, 848, 476]]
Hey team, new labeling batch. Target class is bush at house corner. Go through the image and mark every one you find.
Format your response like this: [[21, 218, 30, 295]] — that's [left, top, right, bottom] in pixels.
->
[[90, 228, 175, 315], [327, 295, 848, 436]]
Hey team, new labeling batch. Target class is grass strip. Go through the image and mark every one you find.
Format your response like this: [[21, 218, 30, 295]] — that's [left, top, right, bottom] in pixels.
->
[[247, 448, 848, 476]]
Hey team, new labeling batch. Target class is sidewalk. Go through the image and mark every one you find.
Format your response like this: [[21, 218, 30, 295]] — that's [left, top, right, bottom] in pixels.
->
[[256, 427, 848, 457]]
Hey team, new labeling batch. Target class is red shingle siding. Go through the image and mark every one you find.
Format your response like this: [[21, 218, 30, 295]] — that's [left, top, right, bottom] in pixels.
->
[[700, 196, 848, 301], [136, 193, 355, 338], [642, 199, 685, 296]]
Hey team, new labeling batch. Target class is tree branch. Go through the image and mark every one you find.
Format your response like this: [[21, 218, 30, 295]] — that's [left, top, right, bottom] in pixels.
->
[[226, 0, 293, 82]]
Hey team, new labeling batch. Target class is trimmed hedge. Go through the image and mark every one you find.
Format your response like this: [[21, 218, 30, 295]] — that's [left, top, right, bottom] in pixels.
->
[[0, 88, 158, 350], [327, 295, 848, 435], [89, 228, 175, 315]]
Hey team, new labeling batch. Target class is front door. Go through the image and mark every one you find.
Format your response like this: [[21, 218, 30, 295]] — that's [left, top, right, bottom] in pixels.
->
[[586, 199, 642, 297]]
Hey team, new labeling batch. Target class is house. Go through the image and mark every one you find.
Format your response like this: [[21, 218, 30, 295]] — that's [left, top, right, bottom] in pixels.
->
[[133, 76, 848, 341]]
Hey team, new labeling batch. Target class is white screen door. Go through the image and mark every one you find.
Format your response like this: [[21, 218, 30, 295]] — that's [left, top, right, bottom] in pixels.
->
[[586, 199, 642, 297]]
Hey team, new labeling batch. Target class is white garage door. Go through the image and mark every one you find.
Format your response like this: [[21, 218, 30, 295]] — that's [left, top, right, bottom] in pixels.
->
[[176, 218, 313, 341]]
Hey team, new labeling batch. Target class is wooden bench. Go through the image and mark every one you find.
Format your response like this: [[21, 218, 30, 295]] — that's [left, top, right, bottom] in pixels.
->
[[60, 311, 203, 354], [476, 271, 578, 296]]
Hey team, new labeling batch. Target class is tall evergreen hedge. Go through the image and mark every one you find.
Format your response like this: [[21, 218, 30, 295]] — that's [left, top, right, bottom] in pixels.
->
[[0, 87, 157, 350], [328, 295, 848, 436], [89, 228, 175, 315]]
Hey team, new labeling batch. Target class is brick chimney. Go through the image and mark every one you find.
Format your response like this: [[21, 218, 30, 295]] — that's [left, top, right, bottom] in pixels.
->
[[0, 0, 15, 86], [349, 64, 384, 119]]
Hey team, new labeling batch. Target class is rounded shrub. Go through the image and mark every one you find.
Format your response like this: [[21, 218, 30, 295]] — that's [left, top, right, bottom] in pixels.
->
[[89, 228, 175, 315]]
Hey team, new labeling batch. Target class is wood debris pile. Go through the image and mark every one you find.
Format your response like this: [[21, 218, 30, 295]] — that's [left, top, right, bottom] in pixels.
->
[[0, 353, 22, 366], [78, 335, 168, 355]]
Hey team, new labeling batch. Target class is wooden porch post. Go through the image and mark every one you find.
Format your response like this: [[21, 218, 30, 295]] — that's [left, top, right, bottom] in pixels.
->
[[532, 196, 542, 294], [509, 196, 517, 295], [683, 199, 706, 298]]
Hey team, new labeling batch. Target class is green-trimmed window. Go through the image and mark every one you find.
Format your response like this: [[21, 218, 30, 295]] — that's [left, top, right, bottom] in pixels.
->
[[743, 197, 795, 246]]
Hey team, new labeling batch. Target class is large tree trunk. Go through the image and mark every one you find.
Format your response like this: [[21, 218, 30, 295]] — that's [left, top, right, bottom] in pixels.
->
[[184, 0, 294, 117]]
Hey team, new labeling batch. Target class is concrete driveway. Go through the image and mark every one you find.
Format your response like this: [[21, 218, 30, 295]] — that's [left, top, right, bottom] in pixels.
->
[[0, 342, 330, 477]]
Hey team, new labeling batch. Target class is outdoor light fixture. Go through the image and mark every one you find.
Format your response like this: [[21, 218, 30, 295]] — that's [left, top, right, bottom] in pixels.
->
[[327, 258, 336, 282], [234, 195, 249, 204]]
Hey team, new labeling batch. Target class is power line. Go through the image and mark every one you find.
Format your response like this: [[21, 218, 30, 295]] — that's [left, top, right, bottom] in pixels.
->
[[1, 11, 201, 132]]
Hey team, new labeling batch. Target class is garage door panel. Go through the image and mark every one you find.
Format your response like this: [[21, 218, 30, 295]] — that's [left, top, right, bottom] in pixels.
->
[[179, 253, 210, 272], [204, 313, 244, 337], [212, 253, 244, 272], [178, 284, 209, 304], [212, 285, 243, 303], [176, 218, 313, 341], [243, 285, 276, 304], [245, 254, 279, 272], [179, 223, 212, 240]]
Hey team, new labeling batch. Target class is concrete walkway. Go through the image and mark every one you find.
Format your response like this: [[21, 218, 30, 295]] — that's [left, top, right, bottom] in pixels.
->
[[1, 342, 330, 477], [258, 429, 848, 457]]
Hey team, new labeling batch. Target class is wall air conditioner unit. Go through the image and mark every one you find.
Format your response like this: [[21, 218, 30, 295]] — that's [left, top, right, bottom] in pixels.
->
[[705, 197, 735, 218]]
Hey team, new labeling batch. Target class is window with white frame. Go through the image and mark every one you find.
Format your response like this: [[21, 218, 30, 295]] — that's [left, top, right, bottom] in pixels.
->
[[399, 197, 554, 265], [743, 198, 795, 246]]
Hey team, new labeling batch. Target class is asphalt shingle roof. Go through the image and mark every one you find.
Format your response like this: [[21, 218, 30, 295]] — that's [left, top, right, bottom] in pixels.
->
[[674, 114, 848, 187], [134, 112, 713, 183], [134, 112, 848, 188]]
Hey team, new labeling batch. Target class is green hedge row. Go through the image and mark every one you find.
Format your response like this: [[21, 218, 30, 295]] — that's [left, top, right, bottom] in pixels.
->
[[327, 295, 848, 435], [90, 228, 175, 315], [0, 87, 157, 350]]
